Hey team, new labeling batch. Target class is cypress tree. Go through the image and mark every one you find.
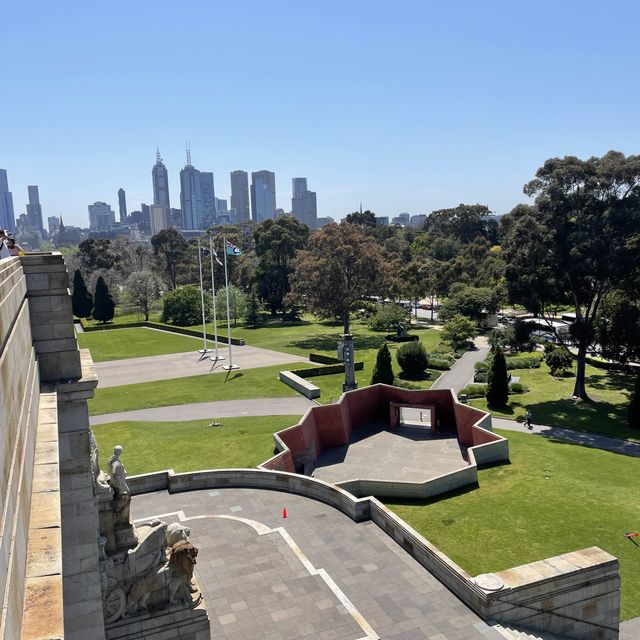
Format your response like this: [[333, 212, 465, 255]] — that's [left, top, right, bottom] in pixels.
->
[[628, 373, 640, 430], [71, 269, 93, 318], [244, 285, 263, 328], [486, 346, 509, 407], [92, 276, 115, 324], [371, 343, 395, 385]]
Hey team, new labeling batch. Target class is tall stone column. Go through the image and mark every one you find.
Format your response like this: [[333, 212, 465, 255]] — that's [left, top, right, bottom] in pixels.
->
[[341, 333, 358, 392]]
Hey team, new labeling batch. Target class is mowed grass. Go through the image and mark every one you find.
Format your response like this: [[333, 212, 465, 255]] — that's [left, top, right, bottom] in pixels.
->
[[92, 415, 299, 475], [77, 327, 203, 362], [471, 361, 638, 441], [386, 430, 640, 620], [89, 364, 297, 416]]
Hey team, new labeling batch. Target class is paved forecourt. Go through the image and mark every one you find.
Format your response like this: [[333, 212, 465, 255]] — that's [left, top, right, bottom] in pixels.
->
[[133, 488, 503, 640], [94, 344, 308, 388], [90, 396, 316, 425]]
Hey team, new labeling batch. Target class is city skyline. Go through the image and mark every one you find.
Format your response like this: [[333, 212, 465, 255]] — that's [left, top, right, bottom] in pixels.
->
[[2, 2, 640, 227]]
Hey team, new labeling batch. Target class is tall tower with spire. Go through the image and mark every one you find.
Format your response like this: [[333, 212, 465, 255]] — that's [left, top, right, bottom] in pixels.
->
[[152, 147, 171, 211]]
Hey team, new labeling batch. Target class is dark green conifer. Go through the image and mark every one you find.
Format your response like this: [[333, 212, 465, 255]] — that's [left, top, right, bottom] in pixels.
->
[[486, 346, 509, 407], [371, 343, 395, 385], [92, 276, 115, 324], [71, 269, 93, 318]]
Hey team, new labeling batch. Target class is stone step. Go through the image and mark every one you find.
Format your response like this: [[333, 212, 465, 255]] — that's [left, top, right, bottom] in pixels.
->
[[491, 622, 567, 640]]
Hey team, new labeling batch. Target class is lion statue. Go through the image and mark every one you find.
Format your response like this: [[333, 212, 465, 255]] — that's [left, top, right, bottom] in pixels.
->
[[125, 541, 198, 614]]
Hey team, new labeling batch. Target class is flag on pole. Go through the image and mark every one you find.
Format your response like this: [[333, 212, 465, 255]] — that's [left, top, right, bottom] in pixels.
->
[[211, 245, 223, 266], [201, 247, 211, 256], [225, 240, 242, 256]]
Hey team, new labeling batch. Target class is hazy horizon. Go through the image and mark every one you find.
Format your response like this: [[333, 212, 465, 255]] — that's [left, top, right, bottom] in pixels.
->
[[2, 0, 639, 227]]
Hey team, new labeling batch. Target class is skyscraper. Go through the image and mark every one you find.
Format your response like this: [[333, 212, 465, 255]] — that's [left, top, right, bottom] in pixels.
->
[[180, 147, 203, 230], [48, 216, 60, 236], [230, 170, 250, 223], [118, 188, 127, 223], [149, 204, 170, 236], [0, 169, 15, 232], [199, 171, 215, 228], [152, 148, 170, 210], [291, 177, 318, 230], [88, 202, 115, 231], [250, 170, 276, 223], [26, 186, 44, 233]]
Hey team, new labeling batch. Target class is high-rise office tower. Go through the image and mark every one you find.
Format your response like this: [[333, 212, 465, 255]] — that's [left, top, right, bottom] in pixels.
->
[[199, 171, 215, 228], [230, 170, 250, 223], [88, 202, 115, 232], [250, 170, 276, 223], [149, 204, 171, 236], [0, 169, 16, 231], [26, 186, 44, 233], [180, 147, 203, 230], [152, 148, 170, 210], [118, 188, 127, 223], [291, 177, 318, 230], [48, 216, 60, 236]]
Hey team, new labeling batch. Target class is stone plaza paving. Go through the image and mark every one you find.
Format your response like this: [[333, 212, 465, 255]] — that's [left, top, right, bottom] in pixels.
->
[[132, 488, 503, 640], [313, 422, 468, 485]]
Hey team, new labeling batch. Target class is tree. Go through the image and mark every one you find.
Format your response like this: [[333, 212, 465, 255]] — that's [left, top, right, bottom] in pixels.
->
[[254, 217, 309, 317], [441, 314, 477, 351], [595, 290, 640, 365], [289, 222, 387, 333], [544, 346, 574, 377], [399, 259, 433, 317], [71, 269, 93, 318], [78, 238, 118, 274], [125, 271, 161, 321], [628, 374, 640, 430], [92, 276, 115, 324], [371, 343, 395, 385], [425, 204, 497, 244], [502, 151, 640, 399], [345, 210, 376, 227], [367, 303, 408, 332], [244, 285, 264, 328], [396, 341, 429, 377], [214, 285, 248, 326], [151, 229, 189, 289], [486, 347, 509, 407], [161, 285, 211, 326], [439, 284, 502, 322]]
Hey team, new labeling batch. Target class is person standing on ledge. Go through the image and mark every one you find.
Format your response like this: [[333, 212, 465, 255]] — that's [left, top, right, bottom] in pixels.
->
[[0, 230, 10, 259]]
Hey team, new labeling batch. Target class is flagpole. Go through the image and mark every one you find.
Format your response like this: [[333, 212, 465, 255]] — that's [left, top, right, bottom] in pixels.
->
[[208, 236, 224, 370], [197, 238, 212, 361], [222, 235, 240, 373]]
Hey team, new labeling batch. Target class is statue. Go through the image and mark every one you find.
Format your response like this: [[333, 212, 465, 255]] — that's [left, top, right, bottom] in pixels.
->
[[89, 430, 111, 494], [106, 445, 133, 529]]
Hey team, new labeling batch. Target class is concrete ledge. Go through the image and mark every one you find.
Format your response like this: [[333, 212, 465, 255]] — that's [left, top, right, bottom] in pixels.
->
[[278, 370, 320, 399]]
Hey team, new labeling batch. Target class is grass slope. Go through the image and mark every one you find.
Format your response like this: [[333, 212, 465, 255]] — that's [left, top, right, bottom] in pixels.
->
[[92, 415, 299, 475], [386, 430, 640, 620]]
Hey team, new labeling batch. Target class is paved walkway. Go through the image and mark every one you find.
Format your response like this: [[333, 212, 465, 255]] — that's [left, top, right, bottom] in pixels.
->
[[132, 488, 503, 640], [492, 417, 640, 458], [89, 396, 315, 425], [430, 336, 490, 393], [94, 345, 308, 388]]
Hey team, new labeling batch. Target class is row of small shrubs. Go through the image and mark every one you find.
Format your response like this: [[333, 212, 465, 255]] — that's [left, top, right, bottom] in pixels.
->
[[475, 354, 542, 372], [460, 381, 529, 400], [429, 356, 455, 370], [292, 362, 364, 378], [309, 353, 340, 365]]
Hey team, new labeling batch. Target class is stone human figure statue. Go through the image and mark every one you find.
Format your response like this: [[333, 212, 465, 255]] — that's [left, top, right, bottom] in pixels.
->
[[89, 430, 111, 494], [106, 445, 132, 526]]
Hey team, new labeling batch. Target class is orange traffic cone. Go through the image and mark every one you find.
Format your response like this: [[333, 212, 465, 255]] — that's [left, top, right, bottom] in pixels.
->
[[282, 507, 287, 518]]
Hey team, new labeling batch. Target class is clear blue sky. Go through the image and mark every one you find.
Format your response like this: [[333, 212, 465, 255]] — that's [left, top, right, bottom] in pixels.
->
[[2, 1, 639, 227]]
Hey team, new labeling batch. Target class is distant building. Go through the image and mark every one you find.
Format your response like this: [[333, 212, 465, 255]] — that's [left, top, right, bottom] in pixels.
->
[[291, 177, 317, 230], [0, 169, 16, 231], [317, 216, 334, 228], [47, 216, 60, 236], [250, 170, 276, 223], [391, 212, 410, 226], [26, 186, 44, 233], [409, 214, 427, 227], [214, 198, 230, 225], [152, 148, 170, 211], [200, 172, 215, 228], [180, 148, 207, 230], [149, 204, 171, 236], [230, 170, 250, 223], [170, 208, 182, 229], [375, 216, 389, 226], [88, 202, 115, 232], [118, 188, 127, 223]]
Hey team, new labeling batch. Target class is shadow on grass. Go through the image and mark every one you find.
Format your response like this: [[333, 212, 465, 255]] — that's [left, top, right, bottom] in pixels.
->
[[398, 371, 431, 381], [488, 403, 515, 415], [288, 333, 387, 352], [388, 482, 480, 507]]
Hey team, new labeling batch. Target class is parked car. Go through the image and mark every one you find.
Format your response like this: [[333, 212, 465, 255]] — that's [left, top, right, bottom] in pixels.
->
[[532, 330, 558, 343]]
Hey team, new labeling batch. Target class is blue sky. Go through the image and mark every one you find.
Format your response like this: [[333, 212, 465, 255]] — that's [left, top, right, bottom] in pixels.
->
[[2, 1, 639, 227]]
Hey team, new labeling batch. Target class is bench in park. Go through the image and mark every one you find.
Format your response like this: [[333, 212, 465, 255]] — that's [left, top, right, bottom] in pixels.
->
[[279, 370, 320, 400]]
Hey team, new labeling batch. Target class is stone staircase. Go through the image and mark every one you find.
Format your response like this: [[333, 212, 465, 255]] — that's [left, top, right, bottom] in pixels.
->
[[492, 622, 569, 640]]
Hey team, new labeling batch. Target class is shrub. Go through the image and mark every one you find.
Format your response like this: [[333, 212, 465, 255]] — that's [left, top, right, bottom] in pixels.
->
[[309, 353, 339, 365], [505, 354, 543, 370], [371, 343, 395, 385], [92, 276, 115, 324], [161, 285, 211, 326], [396, 341, 429, 376], [459, 384, 487, 399], [428, 356, 453, 370], [72, 270, 93, 318], [441, 314, 477, 350], [385, 334, 419, 342], [244, 285, 264, 328], [509, 382, 529, 394], [291, 362, 364, 378], [475, 360, 488, 371], [544, 347, 573, 376], [486, 347, 509, 407], [628, 374, 640, 430], [368, 303, 408, 332]]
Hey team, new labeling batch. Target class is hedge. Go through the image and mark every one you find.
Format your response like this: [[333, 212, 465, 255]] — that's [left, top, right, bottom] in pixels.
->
[[385, 334, 419, 342], [509, 382, 529, 394], [309, 353, 340, 365], [459, 384, 487, 398], [79, 319, 245, 346], [475, 354, 542, 372], [429, 357, 453, 371], [291, 362, 364, 378]]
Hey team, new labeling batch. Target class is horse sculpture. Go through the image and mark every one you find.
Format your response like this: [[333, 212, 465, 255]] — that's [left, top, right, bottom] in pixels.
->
[[125, 540, 198, 614]]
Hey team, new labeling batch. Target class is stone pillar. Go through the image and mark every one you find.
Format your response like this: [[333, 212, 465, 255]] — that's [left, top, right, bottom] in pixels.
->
[[341, 333, 358, 392]]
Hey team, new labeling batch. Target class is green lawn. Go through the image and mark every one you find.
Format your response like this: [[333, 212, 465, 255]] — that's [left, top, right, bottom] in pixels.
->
[[77, 327, 204, 362], [92, 415, 299, 475], [386, 430, 640, 620], [471, 361, 638, 441], [89, 364, 297, 415]]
